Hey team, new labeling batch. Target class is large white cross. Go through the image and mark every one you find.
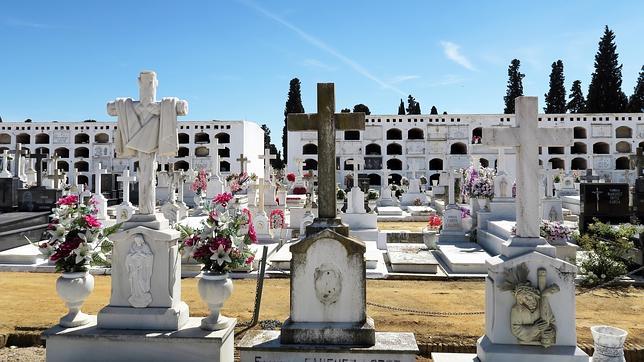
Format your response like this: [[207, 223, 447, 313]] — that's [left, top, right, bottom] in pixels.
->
[[258, 149, 276, 181], [94, 163, 108, 194], [236, 154, 249, 174], [117, 168, 137, 204], [482, 97, 572, 238], [209, 138, 226, 177], [346, 158, 364, 189]]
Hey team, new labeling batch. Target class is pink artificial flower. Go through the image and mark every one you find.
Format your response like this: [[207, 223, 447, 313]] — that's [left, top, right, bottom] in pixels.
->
[[286, 173, 296, 182], [242, 208, 252, 224], [56, 194, 78, 206], [245, 255, 255, 265], [247, 223, 257, 243], [213, 192, 233, 205], [84, 215, 102, 228]]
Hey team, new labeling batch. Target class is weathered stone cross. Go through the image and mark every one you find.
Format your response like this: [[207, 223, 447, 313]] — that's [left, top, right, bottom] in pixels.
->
[[28, 150, 48, 187], [209, 138, 226, 178], [236, 154, 249, 174], [9, 143, 29, 180], [288, 83, 366, 223], [580, 169, 600, 183], [117, 169, 137, 205], [482, 96, 572, 240], [94, 163, 108, 195], [539, 161, 559, 198], [346, 158, 364, 189], [258, 149, 276, 181], [630, 147, 644, 177], [0, 150, 11, 178], [47, 169, 66, 190]]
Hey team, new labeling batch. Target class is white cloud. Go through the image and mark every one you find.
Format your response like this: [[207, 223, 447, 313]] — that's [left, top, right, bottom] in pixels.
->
[[301, 58, 336, 71], [388, 75, 420, 84], [440, 41, 476, 71], [240, 0, 406, 96]]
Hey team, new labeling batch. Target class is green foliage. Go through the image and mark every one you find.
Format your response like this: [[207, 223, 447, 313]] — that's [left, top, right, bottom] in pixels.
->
[[282, 78, 305, 165], [261, 124, 271, 149], [353, 104, 371, 115], [367, 189, 379, 200], [397, 99, 405, 115], [586, 26, 628, 112], [504, 59, 524, 114], [627, 65, 644, 112], [340, 108, 351, 113], [430, 106, 438, 115], [576, 219, 641, 287], [567, 80, 586, 113], [406, 95, 421, 115], [336, 188, 346, 199], [544, 60, 566, 113]]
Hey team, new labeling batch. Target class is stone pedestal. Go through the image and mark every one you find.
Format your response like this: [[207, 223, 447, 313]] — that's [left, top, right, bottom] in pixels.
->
[[253, 211, 273, 242], [97, 225, 189, 330], [43, 317, 235, 362]]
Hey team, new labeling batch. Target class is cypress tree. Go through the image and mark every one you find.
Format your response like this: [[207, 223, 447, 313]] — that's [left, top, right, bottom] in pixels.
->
[[406, 95, 420, 115], [397, 99, 405, 115], [261, 124, 271, 149], [282, 78, 304, 165], [586, 26, 628, 112], [504, 59, 524, 114], [627, 65, 644, 112], [567, 80, 586, 113], [353, 104, 371, 115], [544, 60, 566, 113], [430, 106, 438, 115]]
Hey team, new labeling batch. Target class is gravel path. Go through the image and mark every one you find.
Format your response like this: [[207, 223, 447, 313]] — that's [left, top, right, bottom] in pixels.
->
[[0, 347, 45, 362]]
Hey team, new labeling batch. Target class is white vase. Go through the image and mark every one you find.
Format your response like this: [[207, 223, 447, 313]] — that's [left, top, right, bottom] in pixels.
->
[[432, 180, 438, 186], [591, 325, 627, 362], [574, 182, 580, 190], [554, 182, 562, 190], [368, 200, 377, 213], [56, 271, 94, 328], [476, 198, 487, 210], [198, 272, 233, 331], [193, 193, 203, 208], [336, 198, 345, 214], [423, 229, 438, 249]]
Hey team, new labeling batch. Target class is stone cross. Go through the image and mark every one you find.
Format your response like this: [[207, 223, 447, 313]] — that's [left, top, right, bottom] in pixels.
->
[[236, 154, 249, 174], [209, 138, 226, 177], [346, 158, 364, 189], [169, 167, 184, 204], [294, 158, 304, 176], [47, 169, 66, 190], [408, 161, 418, 179], [0, 150, 11, 178], [630, 147, 644, 177], [117, 169, 137, 204], [496, 147, 507, 173], [9, 143, 29, 180], [258, 149, 276, 181], [176, 170, 188, 205], [482, 96, 572, 239], [580, 169, 600, 183], [288, 83, 366, 221], [28, 150, 48, 187], [540, 162, 559, 198], [257, 177, 266, 211], [94, 163, 108, 195]]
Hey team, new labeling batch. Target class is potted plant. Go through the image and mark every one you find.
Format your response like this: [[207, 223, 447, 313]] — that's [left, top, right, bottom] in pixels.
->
[[553, 174, 562, 190], [336, 188, 346, 214], [423, 213, 442, 249], [540, 220, 572, 245], [367, 189, 379, 213], [191, 168, 208, 208], [34, 194, 118, 327], [470, 177, 494, 210], [179, 192, 256, 331]]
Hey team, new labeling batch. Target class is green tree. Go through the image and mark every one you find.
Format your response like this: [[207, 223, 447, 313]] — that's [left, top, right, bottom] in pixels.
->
[[406, 95, 421, 115], [627, 65, 644, 112], [340, 108, 350, 113], [353, 104, 370, 115], [504, 59, 524, 114], [544, 60, 566, 113], [586, 26, 628, 112], [282, 78, 305, 165], [430, 106, 438, 115], [261, 124, 271, 149], [269, 145, 285, 169], [397, 99, 405, 115], [567, 80, 586, 113]]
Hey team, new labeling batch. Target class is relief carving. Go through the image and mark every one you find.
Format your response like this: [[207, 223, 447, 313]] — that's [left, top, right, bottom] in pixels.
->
[[314, 263, 342, 305], [125, 234, 154, 308]]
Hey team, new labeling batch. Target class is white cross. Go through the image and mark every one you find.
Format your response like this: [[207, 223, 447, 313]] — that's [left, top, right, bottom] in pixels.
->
[[447, 169, 456, 205], [482, 96, 573, 239], [94, 163, 108, 194], [209, 138, 226, 177], [496, 147, 507, 173], [236, 154, 249, 174], [257, 177, 266, 211], [346, 158, 364, 189], [0, 150, 12, 177], [258, 148, 277, 181], [294, 158, 304, 176], [117, 168, 137, 204], [539, 161, 559, 198]]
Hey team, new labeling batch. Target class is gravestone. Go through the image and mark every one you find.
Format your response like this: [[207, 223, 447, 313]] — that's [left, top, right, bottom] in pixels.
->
[[579, 183, 630, 232], [92, 164, 109, 220], [116, 169, 137, 223], [540, 162, 563, 222], [17, 152, 63, 212], [438, 169, 467, 242], [1, 145, 27, 211], [205, 138, 225, 199]]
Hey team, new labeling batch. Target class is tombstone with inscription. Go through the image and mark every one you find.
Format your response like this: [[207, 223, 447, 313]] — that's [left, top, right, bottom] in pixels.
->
[[438, 169, 467, 242], [579, 183, 630, 232], [17, 151, 63, 212], [239, 83, 417, 361]]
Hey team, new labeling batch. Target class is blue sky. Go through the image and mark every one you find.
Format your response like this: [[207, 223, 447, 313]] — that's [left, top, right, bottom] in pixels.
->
[[0, 0, 642, 140]]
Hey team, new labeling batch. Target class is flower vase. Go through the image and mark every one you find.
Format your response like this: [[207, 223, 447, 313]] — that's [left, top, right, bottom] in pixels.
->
[[336, 198, 345, 214], [193, 192, 203, 209], [476, 198, 487, 210], [56, 271, 94, 327], [368, 200, 377, 213], [591, 325, 627, 362], [198, 272, 233, 331], [554, 182, 562, 190], [574, 182, 580, 190]]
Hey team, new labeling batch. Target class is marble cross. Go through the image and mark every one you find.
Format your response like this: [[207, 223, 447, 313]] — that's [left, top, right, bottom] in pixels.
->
[[209, 138, 226, 177], [118, 169, 137, 205], [47, 169, 66, 190], [482, 96, 573, 239], [539, 162, 559, 198], [580, 169, 600, 183], [0, 150, 11, 178], [287, 83, 365, 220], [9, 143, 29, 180], [257, 177, 266, 212], [28, 150, 48, 187], [496, 147, 507, 174], [258, 149, 276, 181], [236, 154, 249, 174], [630, 147, 644, 177], [94, 163, 108, 194], [346, 158, 364, 189], [447, 169, 457, 205]]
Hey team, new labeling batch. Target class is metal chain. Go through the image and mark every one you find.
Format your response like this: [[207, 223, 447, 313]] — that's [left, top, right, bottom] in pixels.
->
[[366, 301, 484, 316]]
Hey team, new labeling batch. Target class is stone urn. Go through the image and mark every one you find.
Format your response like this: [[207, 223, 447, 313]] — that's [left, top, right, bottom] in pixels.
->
[[368, 199, 377, 213], [476, 197, 487, 210], [591, 325, 628, 362], [554, 182, 562, 190], [423, 228, 439, 249], [56, 271, 95, 327], [336, 198, 345, 214], [193, 192, 204, 209], [198, 272, 233, 331]]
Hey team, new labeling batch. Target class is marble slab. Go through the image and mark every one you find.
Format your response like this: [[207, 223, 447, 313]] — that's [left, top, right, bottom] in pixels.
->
[[406, 205, 436, 216], [377, 206, 404, 216], [436, 242, 491, 275], [386, 243, 439, 274], [0, 243, 47, 264]]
